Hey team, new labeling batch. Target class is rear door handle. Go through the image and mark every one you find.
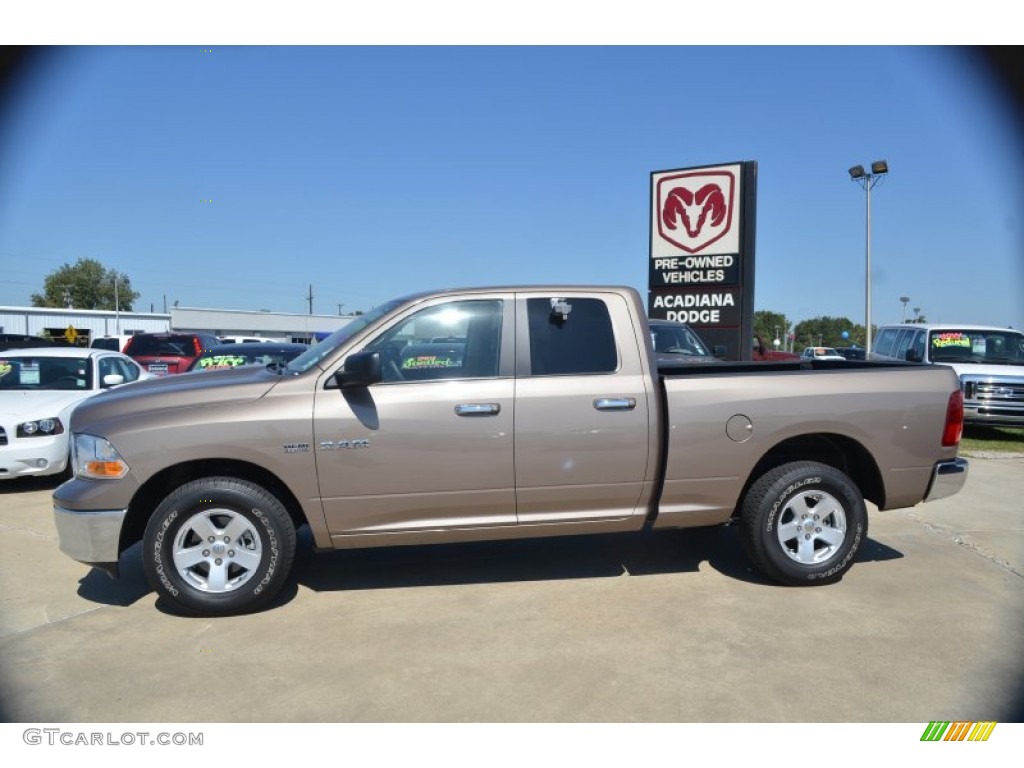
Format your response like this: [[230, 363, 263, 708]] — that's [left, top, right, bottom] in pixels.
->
[[455, 403, 501, 416], [593, 398, 636, 411]]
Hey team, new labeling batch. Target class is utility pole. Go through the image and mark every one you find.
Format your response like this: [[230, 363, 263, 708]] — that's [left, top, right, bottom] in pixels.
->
[[113, 275, 120, 334], [306, 285, 314, 315]]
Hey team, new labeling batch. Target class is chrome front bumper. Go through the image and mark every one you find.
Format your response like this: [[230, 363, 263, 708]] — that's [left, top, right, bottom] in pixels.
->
[[54, 505, 128, 569], [924, 457, 969, 502]]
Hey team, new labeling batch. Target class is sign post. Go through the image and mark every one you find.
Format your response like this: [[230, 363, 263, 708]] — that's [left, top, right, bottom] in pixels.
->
[[648, 161, 757, 361]]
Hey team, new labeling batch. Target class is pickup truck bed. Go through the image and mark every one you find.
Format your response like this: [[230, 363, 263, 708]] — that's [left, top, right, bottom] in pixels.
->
[[53, 286, 967, 616]]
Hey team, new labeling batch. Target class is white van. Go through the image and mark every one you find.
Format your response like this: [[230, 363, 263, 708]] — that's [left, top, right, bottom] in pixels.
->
[[871, 323, 1024, 427], [89, 334, 135, 353]]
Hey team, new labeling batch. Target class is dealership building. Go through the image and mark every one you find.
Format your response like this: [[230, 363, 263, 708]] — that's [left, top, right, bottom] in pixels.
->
[[0, 305, 354, 345]]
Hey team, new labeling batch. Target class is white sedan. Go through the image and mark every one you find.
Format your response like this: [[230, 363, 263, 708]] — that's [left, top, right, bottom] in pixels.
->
[[800, 346, 849, 361], [0, 347, 150, 481]]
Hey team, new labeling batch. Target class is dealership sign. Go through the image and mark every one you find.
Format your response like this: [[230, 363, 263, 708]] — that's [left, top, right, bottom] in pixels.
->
[[649, 162, 757, 360]]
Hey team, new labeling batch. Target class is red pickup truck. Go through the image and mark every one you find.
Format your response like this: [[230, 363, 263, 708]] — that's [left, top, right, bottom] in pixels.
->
[[752, 333, 799, 361]]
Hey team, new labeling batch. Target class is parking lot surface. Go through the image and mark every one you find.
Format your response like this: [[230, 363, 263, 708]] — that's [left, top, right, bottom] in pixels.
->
[[1, 457, 1022, 723]]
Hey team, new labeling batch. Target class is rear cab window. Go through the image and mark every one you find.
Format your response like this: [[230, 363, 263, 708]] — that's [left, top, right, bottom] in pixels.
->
[[893, 329, 915, 360], [525, 297, 618, 375], [873, 328, 900, 357], [128, 335, 195, 356]]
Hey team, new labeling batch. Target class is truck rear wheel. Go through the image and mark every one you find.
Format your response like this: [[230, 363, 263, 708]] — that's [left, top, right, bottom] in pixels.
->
[[142, 477, 296, 615], [739, 461, 866, 586]]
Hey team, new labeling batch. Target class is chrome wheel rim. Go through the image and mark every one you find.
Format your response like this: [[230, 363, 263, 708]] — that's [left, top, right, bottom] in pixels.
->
[[172, 508, 263, 593], [776, 490, 848, 565]]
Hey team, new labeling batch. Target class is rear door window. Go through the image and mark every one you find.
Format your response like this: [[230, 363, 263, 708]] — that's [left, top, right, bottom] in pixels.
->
[[908, 330, 926, 361]]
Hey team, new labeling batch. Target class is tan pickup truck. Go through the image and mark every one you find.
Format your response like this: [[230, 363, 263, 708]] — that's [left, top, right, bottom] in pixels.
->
[[54, 286, 968, 616]]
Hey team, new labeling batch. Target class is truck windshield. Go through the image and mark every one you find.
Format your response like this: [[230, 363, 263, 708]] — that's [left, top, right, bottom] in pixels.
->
[[286, 300, 404, 374], [929, 329, 1024, 364], [651, 324, 711, 357]]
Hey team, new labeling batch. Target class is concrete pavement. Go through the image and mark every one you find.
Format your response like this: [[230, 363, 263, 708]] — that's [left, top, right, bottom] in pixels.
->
[[0, 456, 1021, 722]]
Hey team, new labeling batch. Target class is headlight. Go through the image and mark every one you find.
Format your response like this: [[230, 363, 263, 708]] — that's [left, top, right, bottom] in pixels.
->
[[17, 418, 64, 437], [72, 434, 130, 479]]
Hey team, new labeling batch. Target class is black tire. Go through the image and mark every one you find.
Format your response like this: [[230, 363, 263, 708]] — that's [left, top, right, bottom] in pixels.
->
[[142, 477, 296, 615], [739, 461, 867, 586]]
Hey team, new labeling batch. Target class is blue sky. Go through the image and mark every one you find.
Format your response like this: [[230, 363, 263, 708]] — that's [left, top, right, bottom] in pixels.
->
[[1, 44, 1022, 329]]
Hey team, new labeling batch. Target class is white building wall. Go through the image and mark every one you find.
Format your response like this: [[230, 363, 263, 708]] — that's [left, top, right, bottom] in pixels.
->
[[1, 305, 353, 344], [170, 307, 353, 341], [0, 307, 170, 340]]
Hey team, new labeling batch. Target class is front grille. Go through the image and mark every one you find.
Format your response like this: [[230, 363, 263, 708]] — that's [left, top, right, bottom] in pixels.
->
[[963, 377, 1024, 407], [978, 408, 1024, 418]]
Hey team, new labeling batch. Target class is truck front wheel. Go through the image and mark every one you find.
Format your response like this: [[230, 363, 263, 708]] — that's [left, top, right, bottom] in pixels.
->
[[739, 461, 867, 586], [142, 477, 296, 615]]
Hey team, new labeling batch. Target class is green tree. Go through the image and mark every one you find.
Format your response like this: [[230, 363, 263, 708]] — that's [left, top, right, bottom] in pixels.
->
[[754, 310, 791, 349], [31, 258, 140, 311], [793, 315, 868, 348]]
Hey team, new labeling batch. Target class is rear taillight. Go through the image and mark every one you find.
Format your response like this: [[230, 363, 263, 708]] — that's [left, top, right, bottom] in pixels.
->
[[942, 390, 964, 447], [193, 337, 203, 356]]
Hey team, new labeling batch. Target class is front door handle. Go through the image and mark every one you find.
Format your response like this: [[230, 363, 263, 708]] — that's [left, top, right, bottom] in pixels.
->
[[455, 403, 501, 416], [593, 398, 636, 411]]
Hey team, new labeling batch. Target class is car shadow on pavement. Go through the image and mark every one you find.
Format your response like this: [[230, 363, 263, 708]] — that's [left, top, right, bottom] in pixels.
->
[[295, 525, 769, 595], [0, 475, 66, 495], [75, 542, 152, 607], [855, 536, 904, 565], [70, 526, 907, 616], [294, 526, 906, 598]]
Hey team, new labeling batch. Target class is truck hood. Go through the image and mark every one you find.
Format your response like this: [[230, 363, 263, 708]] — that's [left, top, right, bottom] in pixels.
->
[[70, 366, 282, 432]]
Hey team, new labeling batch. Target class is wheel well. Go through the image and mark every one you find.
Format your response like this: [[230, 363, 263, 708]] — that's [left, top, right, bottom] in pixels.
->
[[119, 459, 307, 554], [738, 433, 885, 513]]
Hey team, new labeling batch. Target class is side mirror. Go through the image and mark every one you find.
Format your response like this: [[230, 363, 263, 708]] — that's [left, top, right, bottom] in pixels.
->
[[102, 374, 125, 388], [333, 351, 383, 389], [712, 345, 728, 359], [905, 349, 923, 363]]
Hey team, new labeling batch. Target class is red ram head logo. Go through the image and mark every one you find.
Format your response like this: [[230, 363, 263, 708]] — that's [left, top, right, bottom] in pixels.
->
[[662, 183, 727, 239], [654, 170, 736, 254]]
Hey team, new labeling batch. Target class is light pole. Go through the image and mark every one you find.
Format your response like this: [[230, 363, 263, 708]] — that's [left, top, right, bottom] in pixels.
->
[[899, 295, 910, 324], [849, 160, 889, 353]]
